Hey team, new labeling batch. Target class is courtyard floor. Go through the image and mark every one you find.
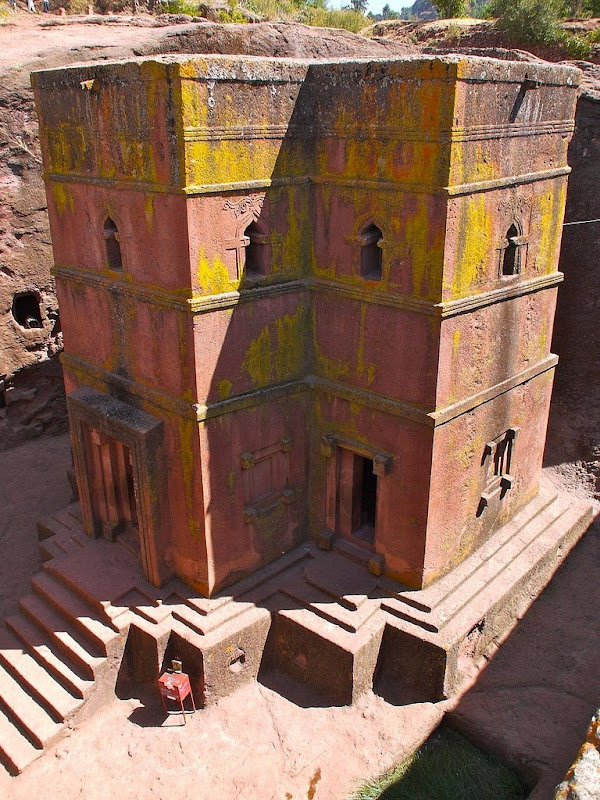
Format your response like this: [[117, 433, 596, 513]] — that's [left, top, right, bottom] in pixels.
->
[[0, 432, 597, 800]]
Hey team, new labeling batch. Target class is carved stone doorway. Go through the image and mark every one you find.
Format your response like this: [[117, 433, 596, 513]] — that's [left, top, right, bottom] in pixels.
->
[[84, 426, 140, 556], [67, 387, 166, 586]]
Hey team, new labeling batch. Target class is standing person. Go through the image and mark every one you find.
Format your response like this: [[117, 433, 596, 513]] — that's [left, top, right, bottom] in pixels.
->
[[9, 0, 17, 10], [27, 0, 37, 11], [43, 0, 50, 10]]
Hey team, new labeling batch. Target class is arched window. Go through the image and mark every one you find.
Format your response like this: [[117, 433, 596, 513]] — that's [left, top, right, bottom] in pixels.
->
[[502, 223, 520, 276], [103, 217, 122, 271], [360, 223, 383, 281], [244, 221, 268, 277]]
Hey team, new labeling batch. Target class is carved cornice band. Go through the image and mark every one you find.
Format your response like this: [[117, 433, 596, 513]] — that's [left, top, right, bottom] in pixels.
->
[[52, 264, 562, 320], [43, 165, 570, 199], [61, 352, 558, 431]]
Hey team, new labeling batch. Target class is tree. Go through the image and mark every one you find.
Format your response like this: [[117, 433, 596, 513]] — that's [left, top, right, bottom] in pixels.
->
[[381, 2, 401, 18], [349, 0, 368, 11], [487, 0, 566, 43], [431, 0, 467, 16]]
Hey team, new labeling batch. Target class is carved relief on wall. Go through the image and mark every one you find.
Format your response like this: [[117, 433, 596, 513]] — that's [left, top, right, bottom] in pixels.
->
[[223, 195, 265, 219], [240, 436, 294, 523], [478, 427, 520, 515], [222, 195, 271, 281]]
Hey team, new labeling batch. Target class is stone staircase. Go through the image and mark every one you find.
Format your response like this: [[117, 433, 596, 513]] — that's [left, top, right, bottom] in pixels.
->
[[0, 507, 126, 775], [0, 503, 272, 775], [0, 482, 593, 775]]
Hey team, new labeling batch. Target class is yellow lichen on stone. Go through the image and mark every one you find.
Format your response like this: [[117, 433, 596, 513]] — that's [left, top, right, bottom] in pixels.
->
[[217, 379, 233, 400], [47, 124, 87, 175], [242, 303, 306, 388], [274, 306, 305, 381], [178, 416, 202, 539], [244, 325, 272, 388], [536, 183, 566, 274], [196, 247, 235, 296], [144, 193, 155, 231], [51, 182, 75, 217], [449, 193, 491, 298]]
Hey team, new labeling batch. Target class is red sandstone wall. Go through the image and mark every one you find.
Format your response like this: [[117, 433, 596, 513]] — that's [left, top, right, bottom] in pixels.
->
[[33, 56, 579, 594]]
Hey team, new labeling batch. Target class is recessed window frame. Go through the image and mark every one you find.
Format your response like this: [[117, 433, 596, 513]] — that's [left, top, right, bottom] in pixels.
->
[[360, 223, 384, 281], [498, 220, 528, 279], [103, 216, 123, 272]]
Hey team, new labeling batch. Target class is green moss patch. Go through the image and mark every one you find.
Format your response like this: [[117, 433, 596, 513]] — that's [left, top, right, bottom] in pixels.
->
[[353, 726, 527, 800]]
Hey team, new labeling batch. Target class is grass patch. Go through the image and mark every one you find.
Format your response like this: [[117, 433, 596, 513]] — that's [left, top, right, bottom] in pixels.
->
[[353, 726, 527, 800], [242, 0, 367, 31]]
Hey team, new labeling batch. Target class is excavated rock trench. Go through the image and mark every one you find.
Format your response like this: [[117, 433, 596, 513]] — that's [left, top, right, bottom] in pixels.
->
[[0, 13, 598, 800]]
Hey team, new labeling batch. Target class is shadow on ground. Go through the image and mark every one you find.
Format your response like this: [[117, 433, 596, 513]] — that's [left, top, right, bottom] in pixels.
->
[[448, 516, 600, 797]]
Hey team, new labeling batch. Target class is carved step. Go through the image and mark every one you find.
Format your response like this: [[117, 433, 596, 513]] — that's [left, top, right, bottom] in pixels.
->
[[0, 629, 81, 720], [6, 614, 94, 700], [435, 494, 572, 628], [18, 595, 104, 679], [39, 538, 66, 563], [32, 571, 120, 651], [37, 503, 83, 542], [0, 664, 62, 749], [443, 497, 593, 643], [0, 707, 41, 775], [387, 490, 559, 618]]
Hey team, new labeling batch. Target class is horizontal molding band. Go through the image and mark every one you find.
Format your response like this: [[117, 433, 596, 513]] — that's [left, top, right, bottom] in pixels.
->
[[309, 376, 432, 426], [187, 280, 306, 313], [44, 165, 570, 199], [309, 165, 571, 197], [447, 119, 574, 142], [312, 279, 438, 316], [61, 353, 197, 421], [182, 119, 574, 144], [180, 67, 576, 89], [42, 171, 186, 195], [310, 356, 557, 428], [52, 264, 307, 312], [52, 264, 192, 312], [430, 355, 558, 426], [196, 381, 310, 422], [62, 351, 558, 431], [53, 263, 562, 319], [438, 271, 563, 317], [445, 166, 571, 198], [42, 172, 308, 196], [312, 271, 563, 318]]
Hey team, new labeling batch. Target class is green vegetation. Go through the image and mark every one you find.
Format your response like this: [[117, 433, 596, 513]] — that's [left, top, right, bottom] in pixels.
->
[[431, 0, 467, 18], [164, 0, 205, 14], [488, 0, 567, 43], [246, 0, 367, 30], [487, 0, 595, 57], [162, 0, 368, 31], [353, 727, 527, 800]]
